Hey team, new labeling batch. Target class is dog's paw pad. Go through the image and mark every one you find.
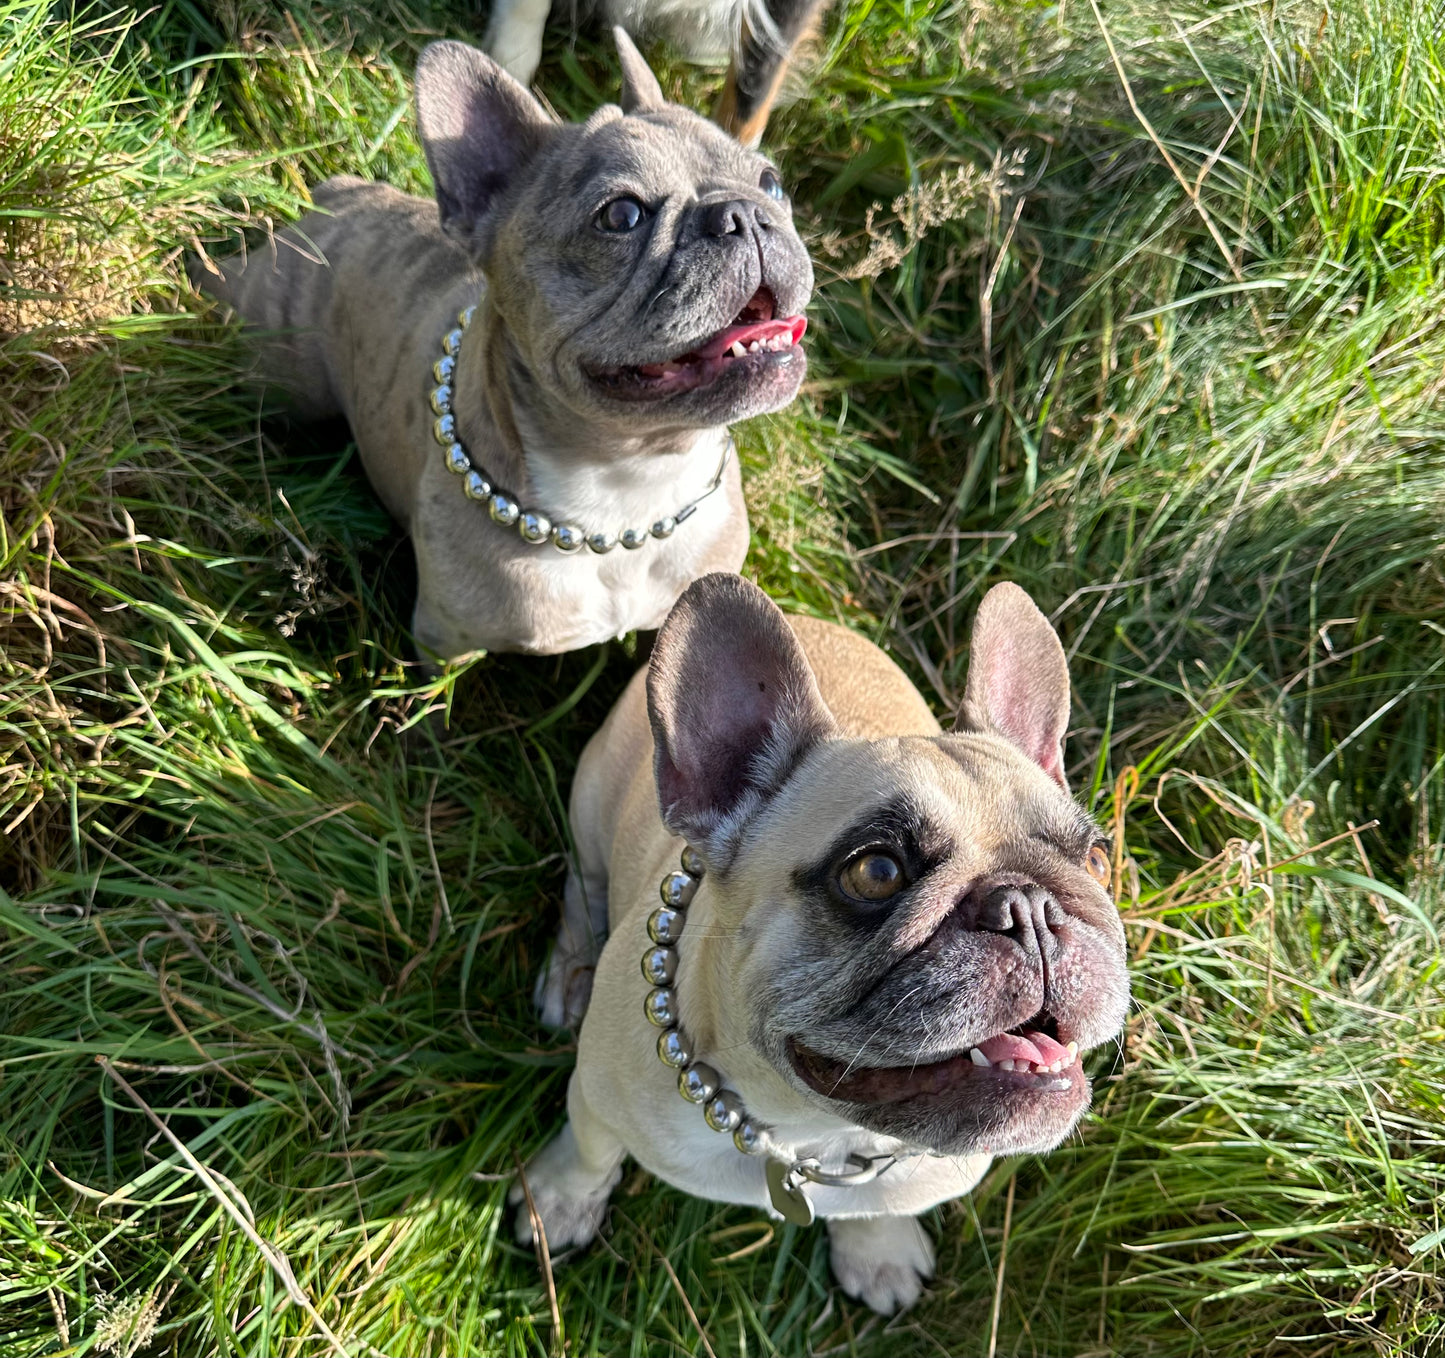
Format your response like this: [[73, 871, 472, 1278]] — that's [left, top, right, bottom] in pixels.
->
[[829, 1217, 935, 1315]]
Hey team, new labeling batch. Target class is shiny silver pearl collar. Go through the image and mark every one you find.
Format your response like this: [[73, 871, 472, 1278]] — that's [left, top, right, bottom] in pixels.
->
[[644, 847, 908, 1227], [429, 303, 731, 554]]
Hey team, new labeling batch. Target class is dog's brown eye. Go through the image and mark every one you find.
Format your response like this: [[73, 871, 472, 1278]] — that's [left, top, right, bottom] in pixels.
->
[[1086, 845, 1111, 886], [598, 196, 645, 232], [838, 852, 904, 903], [760, 169, 785, 200]]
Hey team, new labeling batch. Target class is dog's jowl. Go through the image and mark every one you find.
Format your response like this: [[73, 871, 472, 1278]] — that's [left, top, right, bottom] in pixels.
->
[[198, 32, 812, 658], [517, 574, 1131, 1314]]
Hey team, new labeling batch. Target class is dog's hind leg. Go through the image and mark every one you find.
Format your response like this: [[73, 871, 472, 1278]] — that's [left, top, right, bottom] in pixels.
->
[[535, 860, 609, 1031], [716, 0, 830, 146], [511, 1074, 626, 1250], [536, 704, 618, 1030], [190, 202, 352, 422]]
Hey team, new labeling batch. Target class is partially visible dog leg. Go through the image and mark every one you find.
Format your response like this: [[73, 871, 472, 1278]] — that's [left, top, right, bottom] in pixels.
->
[[827, 1214, 935, 1314], [534, 864, 610, 1030], [511, 1077, 626, 1250], [716, 0, 830, 146], [483, 0, 554, 85]]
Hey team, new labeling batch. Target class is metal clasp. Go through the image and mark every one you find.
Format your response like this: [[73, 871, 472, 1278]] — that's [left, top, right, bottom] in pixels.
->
[[793, 1153, 896, 1188]]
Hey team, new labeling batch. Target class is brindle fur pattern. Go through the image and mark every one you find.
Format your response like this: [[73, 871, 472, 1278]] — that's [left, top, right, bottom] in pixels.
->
[[197, 34, 812, 657]]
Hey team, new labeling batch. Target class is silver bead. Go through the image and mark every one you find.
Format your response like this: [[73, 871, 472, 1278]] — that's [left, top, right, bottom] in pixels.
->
[[620, 526, 649, 550], [432, 354, 456, 384], [551, 523, 585, 553], [432, 414, 457, 446], [678, 1061, 719, 1104], [489, 494, 520, 527], [458, 304, 476, 328], [647, 905, 685, 945], [659, 871, 698, 909], [444, 444, 470, 475], [442, 327, 465, 356], [680, 846, 706, 878], [430, 383, 453, 415], [587, 531, 617, 554], [704, 1089, 743, 1133], [733, 1117, 770, 1156], [464, 470, 492, 500], [643, 986, 676, 1027], [650, 516, 677, 539], [656, 1028, 692, 1069], [641, 945, 677, 985], [518, 511, 551, 545]]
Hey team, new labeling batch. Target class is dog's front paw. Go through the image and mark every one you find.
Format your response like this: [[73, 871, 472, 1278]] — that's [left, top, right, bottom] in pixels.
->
[[510, 1149, 621, 1252], [827, 1215, 935, 1315]]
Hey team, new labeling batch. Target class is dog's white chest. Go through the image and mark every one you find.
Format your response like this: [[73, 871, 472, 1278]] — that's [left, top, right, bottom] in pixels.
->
[[408, 432, 745, 656]]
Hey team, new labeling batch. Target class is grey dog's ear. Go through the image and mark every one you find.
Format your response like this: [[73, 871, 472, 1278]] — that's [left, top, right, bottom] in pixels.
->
[[614, 27, 665, 113], [648, 573, 837, 864], [958, 582, 1072, 787], [414, 40, 555, 257]]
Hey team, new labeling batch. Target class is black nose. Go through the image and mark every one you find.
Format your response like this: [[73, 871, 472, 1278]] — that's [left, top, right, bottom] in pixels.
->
[[702, 198, 766, 238], [956, 883, 1066, 967]]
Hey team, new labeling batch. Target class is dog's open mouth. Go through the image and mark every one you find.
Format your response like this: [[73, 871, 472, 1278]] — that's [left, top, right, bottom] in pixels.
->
[[788, 1014, 1081, 1105], [587, 287, 806, 399]]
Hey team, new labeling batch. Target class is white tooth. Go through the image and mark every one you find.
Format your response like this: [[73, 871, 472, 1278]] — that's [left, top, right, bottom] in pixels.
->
[[998, 1059, 1015, 1072], [729, 340, 746, 358], [1049, 1061, 1062, 1073], [748, 340, 761, 352], [1036, 1063, 1051, 1074], [1066, 1041, 1079, 1060], [969, 1048, 989, 1067]]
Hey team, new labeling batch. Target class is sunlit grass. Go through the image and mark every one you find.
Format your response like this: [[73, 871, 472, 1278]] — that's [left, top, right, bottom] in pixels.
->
[[2, 0, 1443, 1353]]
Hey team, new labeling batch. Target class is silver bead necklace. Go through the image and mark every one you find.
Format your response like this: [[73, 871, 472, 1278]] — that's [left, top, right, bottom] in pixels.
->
[[643, 846, 911, 1227], [429, 304, 732, 554]]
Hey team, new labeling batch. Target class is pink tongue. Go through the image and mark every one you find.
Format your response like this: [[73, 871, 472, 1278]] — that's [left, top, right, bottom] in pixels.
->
[[975, 1033, 1045, 1066], [1028, 1031, 1071, 1066], [693, 315, 807, 360]]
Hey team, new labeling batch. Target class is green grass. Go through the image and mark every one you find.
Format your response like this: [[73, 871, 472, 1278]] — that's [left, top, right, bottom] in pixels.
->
[[3, 0, 1444, 1352]]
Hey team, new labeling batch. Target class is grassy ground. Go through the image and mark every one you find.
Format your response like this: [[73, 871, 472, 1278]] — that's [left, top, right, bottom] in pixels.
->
[[3, 0, 1444, 1352]]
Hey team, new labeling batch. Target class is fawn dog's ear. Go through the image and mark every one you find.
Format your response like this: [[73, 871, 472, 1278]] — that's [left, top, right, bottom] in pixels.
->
[[956, 583, 1072, 788], [648, 573, 837, 867]]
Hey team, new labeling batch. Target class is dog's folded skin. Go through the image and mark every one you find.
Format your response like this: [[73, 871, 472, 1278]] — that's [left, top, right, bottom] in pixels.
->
[[517, 575, 1131, 1313], [198, 33, 812, 657]]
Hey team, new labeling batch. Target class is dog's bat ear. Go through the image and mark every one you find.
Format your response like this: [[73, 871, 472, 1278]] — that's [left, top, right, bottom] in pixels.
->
[[958, 582, 1072, 788], [614, 27, 665, 113], [647, 573, 837, 866], [414, 40, 555, 257]]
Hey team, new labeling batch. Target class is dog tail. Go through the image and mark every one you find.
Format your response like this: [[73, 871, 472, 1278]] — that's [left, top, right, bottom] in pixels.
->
[[716, 0, 829, 147]]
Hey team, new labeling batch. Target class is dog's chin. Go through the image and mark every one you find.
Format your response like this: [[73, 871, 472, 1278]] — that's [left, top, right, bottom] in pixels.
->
[[784, 1035, 1093, 1157]]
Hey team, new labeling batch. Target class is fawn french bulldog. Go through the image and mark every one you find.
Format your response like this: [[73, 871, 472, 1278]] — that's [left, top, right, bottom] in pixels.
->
[[198, 33, 811, 658], [515, 575, 1130, 1312]]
